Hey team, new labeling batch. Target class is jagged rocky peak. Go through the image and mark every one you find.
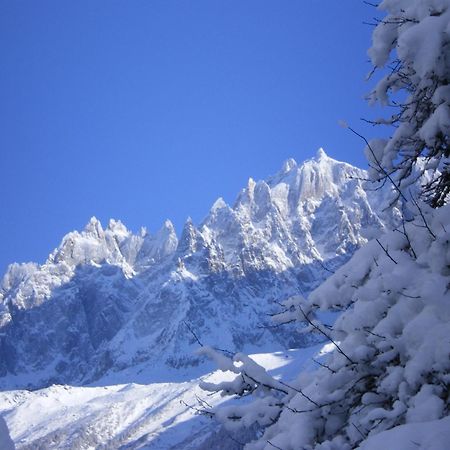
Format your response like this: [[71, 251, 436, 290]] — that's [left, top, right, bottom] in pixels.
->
[[42, 215, 179, 273], [158, 219, 177, 243], [252, 180, 272, 219], [84, 216, 104, 237], [234, 177, 256, 208], [136, 219, 178, 265], [268, 148, 365, 207], [177, 217, 201, 255], [234, 178, 273, 220], [0, 262, 39, 303], [315, 147, 327, 160], [195, 149, 389, 273], [106, 218, 129, 237], [210, 197, 228, 213], [205, 198, 233, 226], [156, 219, 178, 250], [228, 149, 365, 223], [0, 150, 399, 389], [281, 157, 298, 174], [48, 217, 126, 267]]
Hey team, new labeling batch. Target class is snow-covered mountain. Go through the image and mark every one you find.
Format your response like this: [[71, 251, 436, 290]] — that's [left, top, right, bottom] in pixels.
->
[[0, 149, 398, 390]]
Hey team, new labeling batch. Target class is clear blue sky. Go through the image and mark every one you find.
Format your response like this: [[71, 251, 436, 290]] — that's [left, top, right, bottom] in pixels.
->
[[0, 1, 383, 274]]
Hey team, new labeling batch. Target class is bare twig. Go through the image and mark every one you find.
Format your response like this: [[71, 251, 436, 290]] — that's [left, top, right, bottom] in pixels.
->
[[363, 1, 379, 6], [267, 440, 284, 450], [318, 260, 335, 274], [396, 220, 417, 258], [183, 321, 204, 347], [180, 399, 214, 417], [226, 433, 246, 447], [257, 319, 296, 329], [352, 422, 367, 440], [278, 380, 320, 407], [347, 126, 408, 203], [397, 291, 421, 299], [312, 358, 336, 374], [376, 239, 398, 264], [184, 321, 234, 356], [409, 192, 436, 239], [195, 394, 213, 409], [362, 328, 386, 339], [298, 305, 356, 365]]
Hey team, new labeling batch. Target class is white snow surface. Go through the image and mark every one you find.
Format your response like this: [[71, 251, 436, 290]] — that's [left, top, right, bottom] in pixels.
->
[[0, 345, 328, 449], [357, 416, 450, 450]]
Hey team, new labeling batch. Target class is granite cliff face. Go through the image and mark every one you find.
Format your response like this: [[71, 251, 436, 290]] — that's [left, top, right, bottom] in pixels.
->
[[0, 150, 398, 388]]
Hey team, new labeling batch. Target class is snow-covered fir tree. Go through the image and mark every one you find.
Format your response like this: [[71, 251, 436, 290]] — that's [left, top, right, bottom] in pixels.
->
[[199, 1, 450, 448], [365, 0, 450, 207]]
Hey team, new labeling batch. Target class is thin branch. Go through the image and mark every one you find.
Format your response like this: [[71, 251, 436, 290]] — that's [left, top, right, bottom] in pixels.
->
[[312, 358, 336, 374], [409, 192, 436, 239], [195, 394, 213, 409], [363, 1, 379, 7], [242, 372, 289, 396], [180, 399, 214, 417], [257, 319, 296, 329], [183, 321, 204, 347], [397, 291, 421, 299], [298, 305, 356, 365], [352, 422, 367, 440], [216, 347, 235, 357], [347, 126, 408, 203], [226, 433, 246, 447], [184, 321, 234, 356], [376, 239, 398, 264], [267, 440, 284, 450], [318, 260, 335, 274], [278, 380, 320, 407], [362, 328, 386, 339], [400, 220, 417, 258]]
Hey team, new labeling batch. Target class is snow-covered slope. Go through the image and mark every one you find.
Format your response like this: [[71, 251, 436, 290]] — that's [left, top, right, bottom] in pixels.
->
[[0, 344, 333, 450], [0, 150, 398, 389]]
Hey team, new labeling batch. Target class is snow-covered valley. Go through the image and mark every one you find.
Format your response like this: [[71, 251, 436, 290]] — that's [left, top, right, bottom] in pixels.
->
[[0, 344, 334, 449]]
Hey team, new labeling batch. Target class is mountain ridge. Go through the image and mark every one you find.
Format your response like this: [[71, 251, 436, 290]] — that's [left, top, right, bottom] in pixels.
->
[[0, 149, 399, 389]]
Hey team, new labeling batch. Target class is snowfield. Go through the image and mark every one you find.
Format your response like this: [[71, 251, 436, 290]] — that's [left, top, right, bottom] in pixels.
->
[[0, 344, 330, 449]]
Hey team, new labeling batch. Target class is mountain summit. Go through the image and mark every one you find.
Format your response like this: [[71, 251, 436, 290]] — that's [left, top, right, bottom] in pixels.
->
[[0, 151, 398, 388]]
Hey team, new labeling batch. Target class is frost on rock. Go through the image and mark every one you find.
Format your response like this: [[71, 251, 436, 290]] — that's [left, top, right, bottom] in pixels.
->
[[201, 203, 450, 449]]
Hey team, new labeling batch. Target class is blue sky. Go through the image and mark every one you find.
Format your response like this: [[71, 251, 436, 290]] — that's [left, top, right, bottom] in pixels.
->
[[0, 1, 382, 274]]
